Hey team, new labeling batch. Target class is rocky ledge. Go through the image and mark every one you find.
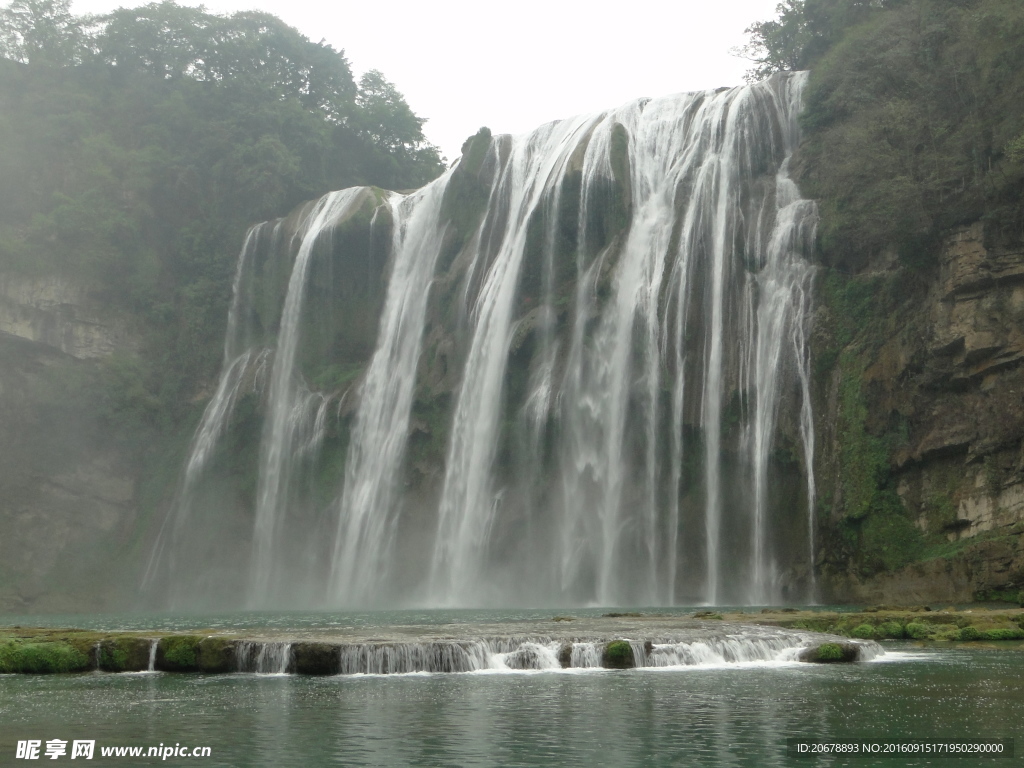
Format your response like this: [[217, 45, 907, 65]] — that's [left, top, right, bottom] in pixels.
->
[[0, 614, 882, 675]]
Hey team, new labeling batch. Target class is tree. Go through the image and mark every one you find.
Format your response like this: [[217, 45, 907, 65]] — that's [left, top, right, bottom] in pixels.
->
[[733, 0, 809, 83], [0, 0, 84, 65]]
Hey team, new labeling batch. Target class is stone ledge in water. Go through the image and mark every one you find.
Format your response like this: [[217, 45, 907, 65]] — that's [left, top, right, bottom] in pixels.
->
[[293, 642, 340, 675], [797, 641, 864, 663]]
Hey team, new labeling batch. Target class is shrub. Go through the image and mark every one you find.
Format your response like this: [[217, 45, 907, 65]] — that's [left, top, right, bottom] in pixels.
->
[[958, 626, 981, 641], [158, 636, 201, 670], [905, 622, 933, 640], [850, 624, 877, 639], [876, 621, 905, 639], [980, 627, 1024, 641]]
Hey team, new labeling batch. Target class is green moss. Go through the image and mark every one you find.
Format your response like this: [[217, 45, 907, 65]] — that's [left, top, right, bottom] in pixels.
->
[[100, 646, 128, 671], [197, 637, 237, 673], [816, 643, 843, 661], [0, 641, 90, 673], [602, 640, 634, 669], [158, 635, 202, 671]]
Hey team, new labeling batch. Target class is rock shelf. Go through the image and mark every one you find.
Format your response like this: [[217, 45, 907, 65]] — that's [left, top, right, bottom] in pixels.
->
[[0, 613, 888, 674]]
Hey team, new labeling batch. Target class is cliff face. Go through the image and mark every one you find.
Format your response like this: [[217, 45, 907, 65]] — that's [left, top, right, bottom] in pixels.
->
[[0, 275, 139, 360], [816, 223, 1024, 603], [0, 278, 143, 613]]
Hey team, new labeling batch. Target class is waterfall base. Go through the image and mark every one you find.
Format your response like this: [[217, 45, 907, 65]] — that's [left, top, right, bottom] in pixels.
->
[[0, 614, 887, 674]]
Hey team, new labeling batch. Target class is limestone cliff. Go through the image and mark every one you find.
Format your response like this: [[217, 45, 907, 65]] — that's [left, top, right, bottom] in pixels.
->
[[0, 278, 144, 612], [815, 223, 1024, 603]]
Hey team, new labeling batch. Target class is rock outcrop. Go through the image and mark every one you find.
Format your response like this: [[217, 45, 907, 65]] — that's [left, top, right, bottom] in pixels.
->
[[817, 223, 1024, 603]]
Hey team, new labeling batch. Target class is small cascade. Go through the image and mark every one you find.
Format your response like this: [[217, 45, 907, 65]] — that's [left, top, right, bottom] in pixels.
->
[[569, 642, 602, 668], [323, 629, 851, 675], [237, 642, 293, 674], [337, 642, 486, 675], [636, 634, 810, 667], [491, 642, 562, 671], [147, 639, 158, 672]]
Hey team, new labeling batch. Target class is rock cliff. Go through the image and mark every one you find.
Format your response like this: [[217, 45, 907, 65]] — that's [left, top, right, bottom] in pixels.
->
[[816, 223, 1024, 603], [0, 278, 143, 612]]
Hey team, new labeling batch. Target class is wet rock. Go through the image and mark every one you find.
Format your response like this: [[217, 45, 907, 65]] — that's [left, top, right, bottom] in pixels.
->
[[293, 642, 340, 675], [197, 637, 237, 673], [602, 640, 635, 669], [155, 635, 203, 672], [798, 642, 861, 663], [98, 637, 152, 672]]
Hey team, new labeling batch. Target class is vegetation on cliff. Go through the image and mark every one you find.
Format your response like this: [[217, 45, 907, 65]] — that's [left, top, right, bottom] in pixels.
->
[[744, 0, 1024, 267], [745, 0, 1024, 594], [0, 0, 443, 434]]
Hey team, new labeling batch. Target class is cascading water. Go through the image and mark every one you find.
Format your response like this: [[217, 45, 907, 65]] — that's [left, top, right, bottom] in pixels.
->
[[329, 182, 451, 606], [152, 72, 818, 609], [250, 188, 371, 602]]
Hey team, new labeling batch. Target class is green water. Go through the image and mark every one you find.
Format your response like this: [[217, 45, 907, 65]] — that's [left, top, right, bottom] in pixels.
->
[[1, 644, 1022, 767]]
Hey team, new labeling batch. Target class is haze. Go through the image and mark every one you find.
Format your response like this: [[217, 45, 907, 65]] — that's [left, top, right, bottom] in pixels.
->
[[70, 0, 781, 161]]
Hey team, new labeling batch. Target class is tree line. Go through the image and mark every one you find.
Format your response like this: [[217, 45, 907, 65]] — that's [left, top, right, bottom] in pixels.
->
[[0, 0, 445, 444], [739, 0, 1024, 269]]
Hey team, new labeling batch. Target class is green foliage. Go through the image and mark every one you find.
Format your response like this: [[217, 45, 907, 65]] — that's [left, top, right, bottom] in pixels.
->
[[980, 627, 1024, 641], [603, 640, 634, 668], [876, 621, 905, 639], [735, 0, 884, 83], [836, 352, 887, 520], [734, 0, 812, 83], [0, 0, 85, 65], [159, 635, 200, 670], [958, 625, 981, 641], [99, 645, 128, 671], [815, 642, 843, 661], [905, 622, 932, 640], [796, 0, 1024, 266], [0, 640, 90, 672], [850, 623, 876, 639]]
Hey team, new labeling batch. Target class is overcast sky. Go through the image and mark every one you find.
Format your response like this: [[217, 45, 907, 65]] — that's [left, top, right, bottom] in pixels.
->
[[70, 0, 782, 161]]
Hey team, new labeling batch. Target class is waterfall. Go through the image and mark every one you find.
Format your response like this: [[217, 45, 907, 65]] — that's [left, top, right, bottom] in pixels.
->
[[329, 181, 451, 606], [142, 221, 277, 595], [429, 115, 604, 603], [249, 188, 370, 602], [154, 72, 818, 609], [237, 642, 293, 674]]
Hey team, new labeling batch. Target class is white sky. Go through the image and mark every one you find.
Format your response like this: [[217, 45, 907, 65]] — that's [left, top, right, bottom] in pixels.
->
[[70, 0, 781, 161]]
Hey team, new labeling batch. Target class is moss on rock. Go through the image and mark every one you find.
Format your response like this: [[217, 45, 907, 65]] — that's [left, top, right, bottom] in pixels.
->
[[0, 640, 91, 673], [602, 640, 635, 669], [292, 642, 339, 675], [98, 637, 153, 672], [156, 635, 203, 672], [197, 637, 237, 673], [798, 641, 860, 663]]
